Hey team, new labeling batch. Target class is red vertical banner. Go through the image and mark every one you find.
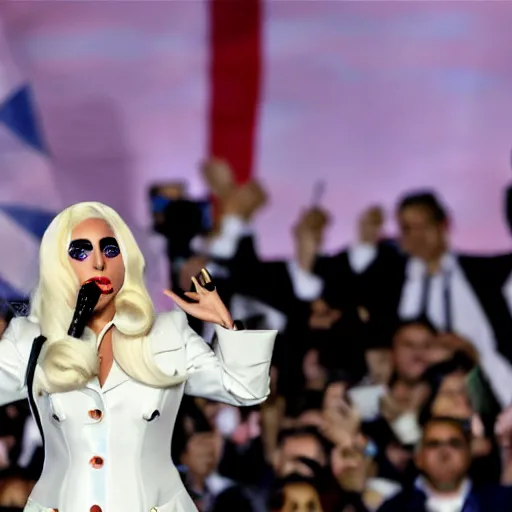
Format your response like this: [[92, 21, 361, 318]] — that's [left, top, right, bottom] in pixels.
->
[[208, 0, 262, 184]]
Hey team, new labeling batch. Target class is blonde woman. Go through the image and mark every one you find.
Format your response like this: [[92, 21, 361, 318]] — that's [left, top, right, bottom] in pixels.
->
[[0, 202, 276, 512]]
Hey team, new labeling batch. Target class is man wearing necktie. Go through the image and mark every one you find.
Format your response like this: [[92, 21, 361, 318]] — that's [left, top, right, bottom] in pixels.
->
[[297, 192, 512, 409], [378, 416, 512, 512]]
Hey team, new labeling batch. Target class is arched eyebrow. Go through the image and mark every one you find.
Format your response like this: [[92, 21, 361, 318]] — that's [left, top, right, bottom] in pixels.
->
[[69, 239, 93, 251], [99, 237, 119, 250]]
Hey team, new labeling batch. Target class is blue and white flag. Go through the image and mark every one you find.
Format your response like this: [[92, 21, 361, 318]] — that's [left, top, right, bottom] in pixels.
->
[[0, 22, 58, 302]]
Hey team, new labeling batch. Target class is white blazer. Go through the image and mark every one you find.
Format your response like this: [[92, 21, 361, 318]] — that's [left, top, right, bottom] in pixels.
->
[[0, 309, 276, 512]]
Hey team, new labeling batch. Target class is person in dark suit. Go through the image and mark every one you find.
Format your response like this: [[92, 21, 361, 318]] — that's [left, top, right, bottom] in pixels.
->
[[298, 192, 512, 408], [378, 416, 512, 511]]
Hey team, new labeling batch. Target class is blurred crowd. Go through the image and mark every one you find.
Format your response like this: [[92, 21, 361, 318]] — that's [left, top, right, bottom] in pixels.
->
[[2, 159, 512, 511]]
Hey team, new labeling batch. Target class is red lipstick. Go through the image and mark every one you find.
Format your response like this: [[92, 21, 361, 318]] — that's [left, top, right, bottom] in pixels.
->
[[84, 276, 113, 295]]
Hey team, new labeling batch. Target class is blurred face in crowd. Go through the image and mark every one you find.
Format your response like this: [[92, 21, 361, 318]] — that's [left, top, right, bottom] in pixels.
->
[[274, 435, 326, 478], [330, 443, 363, 481], [385, 442, 414, 473], [398, 205, 447, 262], [302, 349, 327, 387], [180, 432, 221, 479], [431, 372, 472, 419], [331, 438, 373, 492], [0, 477, 32, 507], [323, 381, 348, 411], [416, 421, 471, 492], [393, 324, 434, 383], [279, 482, 323, 512], [365, 348, 393, 385]]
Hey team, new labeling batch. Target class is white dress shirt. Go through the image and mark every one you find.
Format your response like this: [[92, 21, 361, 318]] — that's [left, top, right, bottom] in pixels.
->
[[0, 309, 276, 512], [416, 476, 470, 512], [289, 243, 379, 302]]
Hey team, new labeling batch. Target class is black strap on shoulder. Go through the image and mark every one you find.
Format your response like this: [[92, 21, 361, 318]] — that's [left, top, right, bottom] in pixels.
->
[[25, 335, 47, 445]]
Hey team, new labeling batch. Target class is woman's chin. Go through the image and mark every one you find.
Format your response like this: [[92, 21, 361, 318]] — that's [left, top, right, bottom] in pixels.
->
[[93, 294, 117, 314]]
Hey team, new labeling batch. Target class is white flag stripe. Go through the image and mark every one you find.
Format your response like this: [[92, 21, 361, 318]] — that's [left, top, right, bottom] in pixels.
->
[[0, 19, 23, 101], [0, 212, 39, 294], [0, 126, 61, 209]]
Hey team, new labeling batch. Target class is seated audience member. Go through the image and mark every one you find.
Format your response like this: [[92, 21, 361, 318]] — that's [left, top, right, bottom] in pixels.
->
[[302, 348, 329, 393], [419, 354, 500, 484], [268, 474, 324, 512], [377, 416, 512, 511], [211, 485, 255, 512], [0, 477, 31, 509], [360, 321, 434, 482], [273, 427, 329, 480], [321, 400, 401, 511]]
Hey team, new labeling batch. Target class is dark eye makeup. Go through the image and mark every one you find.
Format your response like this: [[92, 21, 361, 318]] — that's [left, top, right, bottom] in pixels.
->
[[99, 237, 121, 258], [68, 237, 120, 261]]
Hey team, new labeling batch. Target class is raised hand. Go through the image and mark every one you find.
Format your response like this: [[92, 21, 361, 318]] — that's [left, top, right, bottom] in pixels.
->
[[164, 270, 234, 329], [221, 180, 268, 221], [293, 207, 330, 272], [321, 399, 360, 446], [200, 158, 235, 199]]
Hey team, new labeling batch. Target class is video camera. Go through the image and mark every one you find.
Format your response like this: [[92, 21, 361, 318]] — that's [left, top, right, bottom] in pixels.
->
[[149, 181, 214, 270]]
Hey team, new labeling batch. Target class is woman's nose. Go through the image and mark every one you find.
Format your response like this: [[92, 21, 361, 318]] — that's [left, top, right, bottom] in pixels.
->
[[93, 249, 105, 271]]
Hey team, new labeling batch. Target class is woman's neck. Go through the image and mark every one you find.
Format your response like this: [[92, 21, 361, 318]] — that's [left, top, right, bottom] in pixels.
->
[[88, 303, 116, 335]]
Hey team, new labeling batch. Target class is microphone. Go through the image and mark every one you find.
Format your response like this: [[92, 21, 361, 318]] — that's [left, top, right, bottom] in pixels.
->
[[67, 281, 102, 338]]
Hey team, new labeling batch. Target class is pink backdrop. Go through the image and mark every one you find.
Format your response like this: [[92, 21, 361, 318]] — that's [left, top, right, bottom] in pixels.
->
[[1, 1, 512, 268]]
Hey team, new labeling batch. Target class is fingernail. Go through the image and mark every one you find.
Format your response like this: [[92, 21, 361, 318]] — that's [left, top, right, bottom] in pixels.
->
[[204, 282, 216, 292]]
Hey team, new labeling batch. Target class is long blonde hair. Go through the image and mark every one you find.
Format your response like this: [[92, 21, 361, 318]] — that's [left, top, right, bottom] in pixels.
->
[[29, 201, 186, 393]]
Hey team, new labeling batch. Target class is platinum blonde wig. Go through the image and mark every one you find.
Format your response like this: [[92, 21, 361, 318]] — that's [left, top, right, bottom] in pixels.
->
[[29, 201, 187, 393]]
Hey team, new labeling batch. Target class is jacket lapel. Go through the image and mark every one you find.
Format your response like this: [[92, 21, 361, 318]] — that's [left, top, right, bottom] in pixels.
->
[[461, 489, 479, 512], [101, 361, 130, 393], [84, 361, 130, 394]]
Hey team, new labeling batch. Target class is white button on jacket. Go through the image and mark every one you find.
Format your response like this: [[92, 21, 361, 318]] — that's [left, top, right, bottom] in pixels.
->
[[0, 309, 277, 512]]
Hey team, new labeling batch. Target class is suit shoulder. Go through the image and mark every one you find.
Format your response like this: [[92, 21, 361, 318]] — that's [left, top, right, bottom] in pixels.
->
[[377, 490, 420, 511], [458, 253, 512, 280], [153, 309, 188, 331], [475, 483, 512, 500], [150, 310, 187, 353], [458, 251, 512, 262]]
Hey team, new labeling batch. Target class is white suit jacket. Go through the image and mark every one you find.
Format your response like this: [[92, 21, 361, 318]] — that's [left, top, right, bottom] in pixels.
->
[[0, 309, 276, 512]]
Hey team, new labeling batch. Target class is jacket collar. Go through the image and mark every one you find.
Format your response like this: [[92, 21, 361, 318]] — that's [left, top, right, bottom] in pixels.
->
[[414, 477, 474, 511], [407, 252, 458, 279]]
